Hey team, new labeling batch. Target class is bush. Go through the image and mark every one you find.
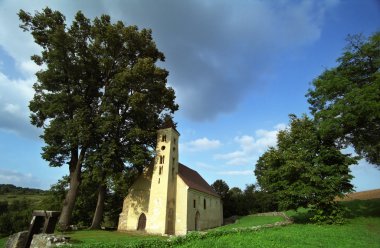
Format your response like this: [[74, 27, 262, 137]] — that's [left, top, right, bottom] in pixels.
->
[[309, 202, 347, 224], [0, 200, 32, 237]]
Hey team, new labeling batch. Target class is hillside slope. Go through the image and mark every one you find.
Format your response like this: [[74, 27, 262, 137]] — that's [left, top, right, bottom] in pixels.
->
[[338, 189, 380, 201]]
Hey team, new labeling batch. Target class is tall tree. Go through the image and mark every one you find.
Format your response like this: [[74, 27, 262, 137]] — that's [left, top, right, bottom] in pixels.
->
[[307, 32, 380, 167], [19, 8, 178, 230], [211, 179, 230, 200], [255, 115, 356, 223]]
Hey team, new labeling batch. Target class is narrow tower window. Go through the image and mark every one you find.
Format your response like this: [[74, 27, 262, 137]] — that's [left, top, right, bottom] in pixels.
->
[[162, 135, 167, 142], [160, 155, 165, 164], [204, 199, 206, 209], [193, 199, 196, 208], [159, 166, 163, 175]]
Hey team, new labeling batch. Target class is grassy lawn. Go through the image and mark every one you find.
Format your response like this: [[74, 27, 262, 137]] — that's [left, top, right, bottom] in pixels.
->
[[58, 215, 283, 247], [0, 237, 7, 247], [2, 199, 379, 247], [62, 230, 167, 247], [214, 215, 284, 231], [176, 199, 380, 248], [176, 216, 380, 248]]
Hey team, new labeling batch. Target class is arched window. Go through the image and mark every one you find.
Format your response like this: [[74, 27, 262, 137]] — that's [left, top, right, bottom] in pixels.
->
[[137, 213, 146, 231]]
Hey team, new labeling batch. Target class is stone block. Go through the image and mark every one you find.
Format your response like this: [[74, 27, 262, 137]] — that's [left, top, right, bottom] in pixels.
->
[[5, 231, 28, 248]]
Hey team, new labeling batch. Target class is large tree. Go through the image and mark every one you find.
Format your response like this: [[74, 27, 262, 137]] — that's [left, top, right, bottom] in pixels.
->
[[307, 32, 380, 167], [19, 8, 178, 230], [255, 115, 356, 223]]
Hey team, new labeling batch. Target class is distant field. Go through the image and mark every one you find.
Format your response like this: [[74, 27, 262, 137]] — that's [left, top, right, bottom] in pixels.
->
[[337, 189, 380, 201], [0, 193, 48, 209]]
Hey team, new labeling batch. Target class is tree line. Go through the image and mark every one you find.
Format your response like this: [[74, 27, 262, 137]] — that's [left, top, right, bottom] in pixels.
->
[[211, 180, 277, 218], [0, 184, 45, 195]]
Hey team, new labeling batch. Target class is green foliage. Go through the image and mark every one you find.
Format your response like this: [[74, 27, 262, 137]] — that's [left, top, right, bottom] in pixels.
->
[[307, 32, 380, 167], [255, 115, 357, 223], [309, 202, 347, 224], [0, 199, 32, 236], [0, 185, 52, 237], [211, 180, 229, 200], [19, 7, 178, 228], [341, 198, 380, 218], [211, 180, 277, 218], [42, 171, 135, 228]]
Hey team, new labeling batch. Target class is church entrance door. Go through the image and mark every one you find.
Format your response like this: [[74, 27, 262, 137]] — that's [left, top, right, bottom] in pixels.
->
[[195, 211, 200, 231], [137, 213, 146, 230]]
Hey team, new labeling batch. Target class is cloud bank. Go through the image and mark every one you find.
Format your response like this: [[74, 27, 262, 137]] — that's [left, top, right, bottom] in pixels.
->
[[0, 0, 338, 136]]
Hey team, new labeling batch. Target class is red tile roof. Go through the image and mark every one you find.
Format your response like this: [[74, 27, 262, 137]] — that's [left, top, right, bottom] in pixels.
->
[[178, 163, 220, 197]]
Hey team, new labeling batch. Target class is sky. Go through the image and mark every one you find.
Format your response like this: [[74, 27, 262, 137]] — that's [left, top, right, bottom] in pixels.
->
[[0, 0, 379, 192]]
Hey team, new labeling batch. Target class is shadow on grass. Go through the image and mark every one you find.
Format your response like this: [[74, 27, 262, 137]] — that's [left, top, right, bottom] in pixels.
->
[[290, 211, 314, 224], [342, 199, 380, 218], [288, 198, 380, 224]]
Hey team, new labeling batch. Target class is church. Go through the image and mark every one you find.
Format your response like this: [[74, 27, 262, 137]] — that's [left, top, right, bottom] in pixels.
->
[[117, 126, 223, 235]]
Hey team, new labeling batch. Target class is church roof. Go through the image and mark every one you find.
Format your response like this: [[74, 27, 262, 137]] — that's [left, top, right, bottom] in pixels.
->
[[178, 163, 220, 198]]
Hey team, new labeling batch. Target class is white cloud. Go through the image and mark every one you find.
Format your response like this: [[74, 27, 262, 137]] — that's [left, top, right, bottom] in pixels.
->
[[218, 170, 252, 176], [181, 137, 221, 152], [215, 123, 286, 166], [195, 162, 217, 170], [0, 71, 40, 138], [0, 169, 42, 188]]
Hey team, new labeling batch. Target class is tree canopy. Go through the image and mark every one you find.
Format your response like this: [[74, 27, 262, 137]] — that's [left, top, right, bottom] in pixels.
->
[[19, 8, 178, 229], [307, 32, 380, 167], [255, 115, 356, 223]]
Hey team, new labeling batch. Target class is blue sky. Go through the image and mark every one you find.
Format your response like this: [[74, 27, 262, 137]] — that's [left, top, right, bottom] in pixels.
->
[[0, 0, 379, 191]]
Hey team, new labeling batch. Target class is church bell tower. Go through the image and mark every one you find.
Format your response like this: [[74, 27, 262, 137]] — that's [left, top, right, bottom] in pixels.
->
[[146, 125, 179, 234]]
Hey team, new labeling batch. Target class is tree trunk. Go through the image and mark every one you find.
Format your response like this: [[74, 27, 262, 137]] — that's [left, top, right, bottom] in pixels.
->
[[58, 148, 86, 230], [89, 184, 106, 229]]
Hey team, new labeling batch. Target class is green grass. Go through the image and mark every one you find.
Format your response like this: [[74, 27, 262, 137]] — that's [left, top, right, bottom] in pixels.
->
[[0, 236, 7, 247], [175, 217, 380, 248], [62, 230, 166, 247], [176, 199, 380, 248], [214, 215, 284, 230], [3, 199, 379, 247]]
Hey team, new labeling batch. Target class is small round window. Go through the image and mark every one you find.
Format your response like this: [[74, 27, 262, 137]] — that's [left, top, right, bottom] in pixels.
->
[[161, 146, 166, 150]]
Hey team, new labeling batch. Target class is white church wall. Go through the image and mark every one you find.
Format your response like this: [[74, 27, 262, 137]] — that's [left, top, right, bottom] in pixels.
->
[[174, 176, 188, 235], [187, 189, 223, 231]]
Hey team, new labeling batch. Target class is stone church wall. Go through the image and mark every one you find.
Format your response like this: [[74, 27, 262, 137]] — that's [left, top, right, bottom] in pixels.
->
[[118, 167, 152, 231], [187, 189, 223, 231]]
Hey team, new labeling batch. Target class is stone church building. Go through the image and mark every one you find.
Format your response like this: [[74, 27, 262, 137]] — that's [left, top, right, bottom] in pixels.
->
[[118, 126, 223, 235]]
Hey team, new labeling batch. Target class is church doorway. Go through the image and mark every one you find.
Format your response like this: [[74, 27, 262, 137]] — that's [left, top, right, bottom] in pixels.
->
[[195, 211, 200, 231], [137, 213, 146, 231]]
